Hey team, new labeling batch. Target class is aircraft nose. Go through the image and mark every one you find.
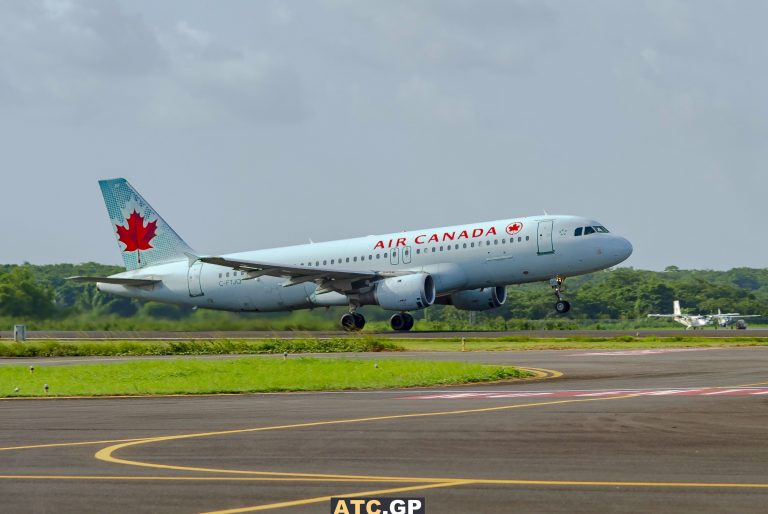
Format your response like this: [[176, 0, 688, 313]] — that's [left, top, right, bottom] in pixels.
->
[[612, 236, 633, 263]]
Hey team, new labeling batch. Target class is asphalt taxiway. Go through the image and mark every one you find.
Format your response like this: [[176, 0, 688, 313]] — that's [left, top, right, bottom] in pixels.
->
[[1, 347, 767, 513]]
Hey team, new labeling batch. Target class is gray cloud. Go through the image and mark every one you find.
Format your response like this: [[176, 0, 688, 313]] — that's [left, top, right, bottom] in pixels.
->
[[0, 1, 307, 125]]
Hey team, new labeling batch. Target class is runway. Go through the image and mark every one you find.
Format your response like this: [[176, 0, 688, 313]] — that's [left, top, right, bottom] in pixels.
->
[[1, 347, 768, 513], [2, 329, 768, 339]]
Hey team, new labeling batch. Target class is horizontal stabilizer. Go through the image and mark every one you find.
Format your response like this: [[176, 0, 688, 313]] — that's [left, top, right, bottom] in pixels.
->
[[67, 276, 161, 287]]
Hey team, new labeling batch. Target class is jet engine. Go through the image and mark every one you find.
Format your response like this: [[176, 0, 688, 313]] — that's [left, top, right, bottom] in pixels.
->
[[361, 273, 436, 311], [447, 286, 507, 311]]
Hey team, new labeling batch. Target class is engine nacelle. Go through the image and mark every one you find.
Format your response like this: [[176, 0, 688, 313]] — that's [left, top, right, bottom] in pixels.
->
[[362, 273, 436, 311], [448, 286, 507, 311]]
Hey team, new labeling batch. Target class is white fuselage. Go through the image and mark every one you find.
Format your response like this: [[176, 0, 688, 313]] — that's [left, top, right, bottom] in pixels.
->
[[99, 214, 632, 312]]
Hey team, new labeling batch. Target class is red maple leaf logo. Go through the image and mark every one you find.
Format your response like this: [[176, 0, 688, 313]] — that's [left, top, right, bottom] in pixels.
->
[[116, 209, 157, 264], [506, 222, 523, 235]]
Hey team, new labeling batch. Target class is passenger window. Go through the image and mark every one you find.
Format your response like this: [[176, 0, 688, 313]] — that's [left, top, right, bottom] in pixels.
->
[[404, 250, 409, 256], [346, 257, 350, 263], [376, 254, 380, 259], [353, 257, 357, 262], [446, 245, 450, 251], [575, 227, 583, 236], [471, 242, 475, 248], [518, 237, 522, 242], [416, 249, 420, 254], [315, 261, 319, 266], [226, 272, 230, 277], [525, 236, 529, 241], [331, 259, 334, 264], [584, 226, 595, 235], [384, 253, 388, 258], [486, 241, 490, 246], [494, 240, 498, 245], [323, 260, 327, 265], [463, 243, 467, 249], [432, 247, 436, 253]]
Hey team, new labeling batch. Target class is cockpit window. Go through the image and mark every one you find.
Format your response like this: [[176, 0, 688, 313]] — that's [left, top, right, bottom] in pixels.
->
[[594, 226, 609, 233], [574, 227, 583, 236], [584, 226, 595, 235]]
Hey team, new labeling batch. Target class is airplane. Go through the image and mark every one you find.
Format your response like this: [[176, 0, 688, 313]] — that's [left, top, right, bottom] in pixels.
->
[[648, 301, 711, 330], [711, 309, 761, 329], [648, 301, 761, 330], [70, 178, 633, 331]]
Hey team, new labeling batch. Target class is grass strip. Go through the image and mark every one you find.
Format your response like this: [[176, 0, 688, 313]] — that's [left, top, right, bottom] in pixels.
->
[[0, 338, 403, 358], [0, 358, 529, 397], [2, 336, 767, 358]]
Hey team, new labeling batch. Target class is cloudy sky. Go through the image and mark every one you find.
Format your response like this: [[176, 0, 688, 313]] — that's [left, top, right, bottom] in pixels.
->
[[0, 0, 765, 270]]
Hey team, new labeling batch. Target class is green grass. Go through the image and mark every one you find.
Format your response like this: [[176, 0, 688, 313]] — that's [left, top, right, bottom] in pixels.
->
[[2, 336, 767, 358], [0, 358, 529, 397], [0, 338, 403, 357]]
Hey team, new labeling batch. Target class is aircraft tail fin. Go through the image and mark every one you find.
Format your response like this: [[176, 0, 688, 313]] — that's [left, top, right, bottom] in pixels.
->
[[99, 178, 196, 271], [673, 300, 681, 317]]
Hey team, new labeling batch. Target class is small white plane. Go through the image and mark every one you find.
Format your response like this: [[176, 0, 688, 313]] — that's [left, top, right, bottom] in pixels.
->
[[648, 301, 760, 330], [711, 309, 761, 329], [648, 301, 711, 329], [71, 178, 633, 331]]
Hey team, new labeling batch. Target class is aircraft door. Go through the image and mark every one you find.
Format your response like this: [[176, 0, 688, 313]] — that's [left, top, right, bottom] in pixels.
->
[[390, 247, 400, 265], [188, 261, 204, 297], [402, 246, 412, 264], [537, 221, 554, 255]]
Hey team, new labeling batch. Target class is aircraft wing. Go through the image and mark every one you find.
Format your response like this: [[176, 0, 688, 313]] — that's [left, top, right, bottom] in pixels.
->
[[711, 313, 761, 319], [67, 276, 161, 287], [647, 314, 677, 318], [199, 256, 407, 292]]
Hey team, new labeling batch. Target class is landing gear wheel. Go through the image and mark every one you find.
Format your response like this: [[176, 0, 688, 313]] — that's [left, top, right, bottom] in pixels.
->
[[402, 313, 414, 331], [341, 312, 365, 331], [550, 275, 570, 315], [341, 313, 357, 331], [352, 312, 365, 330], [390, 312, 414, 331]]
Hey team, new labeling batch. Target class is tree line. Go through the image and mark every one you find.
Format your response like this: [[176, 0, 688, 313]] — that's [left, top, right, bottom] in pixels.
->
[[0, 263, 765, 330]]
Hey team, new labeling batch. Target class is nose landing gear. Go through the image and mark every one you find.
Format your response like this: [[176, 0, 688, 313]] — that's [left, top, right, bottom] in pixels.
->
[[551, 276, 571, 314], [390, 312, 414, 331]]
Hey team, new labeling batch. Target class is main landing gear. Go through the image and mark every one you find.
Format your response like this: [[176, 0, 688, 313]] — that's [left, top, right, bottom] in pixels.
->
[[390, 312, 414, 331], [340, 311, 365, 331], [550, 275, 571, 314]]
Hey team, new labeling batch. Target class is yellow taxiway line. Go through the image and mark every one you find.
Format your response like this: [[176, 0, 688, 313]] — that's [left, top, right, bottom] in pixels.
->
[[199, 482, 473, 514]]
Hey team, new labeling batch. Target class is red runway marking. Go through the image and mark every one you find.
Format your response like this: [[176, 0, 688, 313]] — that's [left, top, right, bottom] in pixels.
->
[[402, 387, 768, 400]]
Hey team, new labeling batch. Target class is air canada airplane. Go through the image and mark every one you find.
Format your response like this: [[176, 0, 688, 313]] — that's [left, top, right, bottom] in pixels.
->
[[71, 178, 633, 331]]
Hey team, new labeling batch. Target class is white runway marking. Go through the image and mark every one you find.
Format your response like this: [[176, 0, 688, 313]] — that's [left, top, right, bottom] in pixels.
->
[[403, 387, 768, 400]]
